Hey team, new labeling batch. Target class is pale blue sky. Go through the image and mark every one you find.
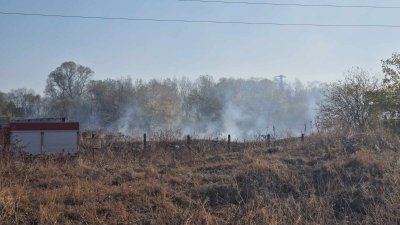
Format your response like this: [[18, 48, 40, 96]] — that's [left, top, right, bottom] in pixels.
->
[[1, 0, 400, 93]]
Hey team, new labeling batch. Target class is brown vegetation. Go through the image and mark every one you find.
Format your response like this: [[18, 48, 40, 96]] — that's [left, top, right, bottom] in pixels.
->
[[1, 129, 400, 224]]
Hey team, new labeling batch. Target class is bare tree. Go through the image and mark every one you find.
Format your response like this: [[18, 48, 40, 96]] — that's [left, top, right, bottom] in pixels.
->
[[316, 68, 379, 130], [6, 88, 41, 117], [45, 61, 93, 117]]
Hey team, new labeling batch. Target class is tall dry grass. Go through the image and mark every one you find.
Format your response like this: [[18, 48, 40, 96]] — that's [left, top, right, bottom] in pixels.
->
[[0, 128, 399, 224]]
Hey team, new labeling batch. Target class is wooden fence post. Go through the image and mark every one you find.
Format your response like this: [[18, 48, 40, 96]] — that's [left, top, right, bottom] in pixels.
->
[[228, 134, 231, 151], [143, 133, 147, 150], [187, 135, 191, 145]]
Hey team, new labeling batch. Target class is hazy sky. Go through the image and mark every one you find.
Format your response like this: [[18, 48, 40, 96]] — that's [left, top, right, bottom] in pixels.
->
[[1, 0, 400, 94]]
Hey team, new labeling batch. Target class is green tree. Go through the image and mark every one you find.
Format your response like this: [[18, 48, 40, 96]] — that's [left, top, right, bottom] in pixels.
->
[[381, 52, 400, 113], [0, 92, 8, 117], [87, 77, 135, 126]]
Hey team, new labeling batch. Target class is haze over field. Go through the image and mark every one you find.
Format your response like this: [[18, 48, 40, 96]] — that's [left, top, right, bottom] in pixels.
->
[[0, 64, 324, 138], [2, 0, 400, 137]]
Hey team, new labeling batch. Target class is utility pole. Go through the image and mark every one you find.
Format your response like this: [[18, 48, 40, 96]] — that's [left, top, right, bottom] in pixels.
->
[[274, 74, 286, 90]]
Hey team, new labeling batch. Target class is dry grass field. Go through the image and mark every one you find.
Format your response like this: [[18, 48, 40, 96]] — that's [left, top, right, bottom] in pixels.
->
[[1, 129, 400, 224]]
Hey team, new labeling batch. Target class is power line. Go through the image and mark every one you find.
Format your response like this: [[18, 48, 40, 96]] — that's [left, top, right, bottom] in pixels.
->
[[176, 0, 400, 9], [1, 11, 400, 28]]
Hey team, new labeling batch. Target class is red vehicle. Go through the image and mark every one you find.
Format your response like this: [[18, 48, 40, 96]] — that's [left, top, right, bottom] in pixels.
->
[[1, 118, 79, 155]]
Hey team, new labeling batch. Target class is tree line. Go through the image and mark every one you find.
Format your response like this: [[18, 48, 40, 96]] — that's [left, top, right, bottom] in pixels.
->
[[1, 52, 399, 137], [0, 61, 321, 138]]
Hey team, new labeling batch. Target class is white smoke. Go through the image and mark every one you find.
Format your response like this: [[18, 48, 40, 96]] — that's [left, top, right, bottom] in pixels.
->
[[78, 77, 322, 140]]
